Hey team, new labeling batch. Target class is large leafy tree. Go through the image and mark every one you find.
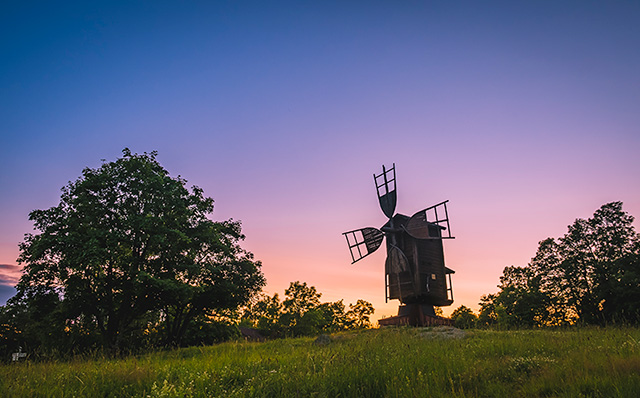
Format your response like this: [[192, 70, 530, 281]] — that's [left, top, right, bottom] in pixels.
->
[[14, 149, 265, 350], [556, 202, 639, 323], [482, 202, 640, 326]]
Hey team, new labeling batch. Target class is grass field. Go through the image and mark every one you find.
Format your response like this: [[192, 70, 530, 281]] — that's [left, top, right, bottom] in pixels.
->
[[2, 326, 640, 397]]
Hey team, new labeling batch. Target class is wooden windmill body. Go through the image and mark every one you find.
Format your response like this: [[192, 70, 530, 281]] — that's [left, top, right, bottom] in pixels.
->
[[343, 164, 455, 326]]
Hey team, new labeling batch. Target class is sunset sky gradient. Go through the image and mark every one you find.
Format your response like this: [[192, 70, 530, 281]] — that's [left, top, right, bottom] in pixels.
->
[[1, 1, 639, 319]]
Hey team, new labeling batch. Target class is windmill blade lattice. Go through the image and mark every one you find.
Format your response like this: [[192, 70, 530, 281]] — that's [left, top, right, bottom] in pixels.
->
[[343, 227, 384, 264], [404, 200, 454, 240]]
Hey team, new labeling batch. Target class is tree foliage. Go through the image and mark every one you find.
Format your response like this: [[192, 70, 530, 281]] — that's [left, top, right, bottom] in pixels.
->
[[8, 149, 265, 352], [450, 305, 477, 329], [346, 299, 375, 329], [481, 202, 640, 327], [240, 281, 375, 337]]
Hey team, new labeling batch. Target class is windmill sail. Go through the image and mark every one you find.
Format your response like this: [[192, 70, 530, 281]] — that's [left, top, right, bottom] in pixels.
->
[[378, 191, 397, 219], [404, 200, 454, 240], [342, 227, 384, 264], [374, 164, 397, 218]]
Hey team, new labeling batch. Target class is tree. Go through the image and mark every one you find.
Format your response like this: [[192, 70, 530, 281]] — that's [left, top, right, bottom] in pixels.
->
[[240, 292, 284, 336], [450, 305, 477, 329], [281, 281, 322, 336], [14, 149, 265, 350], [528, 238, 573, 325], [282, 281, 321, 318], [560, 202, 639, 323], [317, 300, 348, 331], [477, 294, 498, 327], [533, 202, 640, 325], [345, 299, 375, 329], [492, 266, 553, 327], [240, 282, 376, 336], [483, 202, 640, 327]]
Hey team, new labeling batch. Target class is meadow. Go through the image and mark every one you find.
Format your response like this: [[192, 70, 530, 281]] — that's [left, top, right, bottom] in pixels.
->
[[2, 326, 640, 397]]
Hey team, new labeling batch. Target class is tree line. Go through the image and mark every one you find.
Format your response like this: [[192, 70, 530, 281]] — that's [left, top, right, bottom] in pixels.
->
[[239, 281, 374, 337], [448, 201, 640, 329], [0, 150, 373, 359]]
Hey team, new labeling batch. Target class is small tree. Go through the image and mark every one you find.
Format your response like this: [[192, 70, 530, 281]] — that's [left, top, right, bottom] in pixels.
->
[[346, 299, 375, 329], [240, 292, 284, 336], [317, 300, 347, 331], [450, 305, 477, 329], [281, 281, 322, 336], [477, 294, 498, 327]]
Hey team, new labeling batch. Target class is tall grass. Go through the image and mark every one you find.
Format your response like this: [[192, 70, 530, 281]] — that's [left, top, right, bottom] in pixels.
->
[[2, 327, 640, 397]]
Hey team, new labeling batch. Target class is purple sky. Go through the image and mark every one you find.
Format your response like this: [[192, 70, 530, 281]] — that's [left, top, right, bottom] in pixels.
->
[[1, 1, 639, 319]]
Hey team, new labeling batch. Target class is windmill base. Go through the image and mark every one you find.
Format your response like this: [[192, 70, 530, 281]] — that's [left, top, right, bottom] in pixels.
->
[[378, 304, 453, 327]]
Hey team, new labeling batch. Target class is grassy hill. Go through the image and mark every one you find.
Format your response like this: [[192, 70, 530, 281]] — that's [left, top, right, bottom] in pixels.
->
[[2, 326, 640, 397]]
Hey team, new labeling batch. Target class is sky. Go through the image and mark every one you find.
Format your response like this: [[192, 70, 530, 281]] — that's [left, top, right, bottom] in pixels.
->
[[1, 1, 639, 321]]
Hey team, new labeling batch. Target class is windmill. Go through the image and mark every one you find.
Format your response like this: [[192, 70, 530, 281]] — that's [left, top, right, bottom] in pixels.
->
[[342, 164, 455, 326]]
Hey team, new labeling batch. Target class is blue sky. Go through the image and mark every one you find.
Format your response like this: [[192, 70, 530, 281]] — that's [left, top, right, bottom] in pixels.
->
[[2, 1, 639, 318]]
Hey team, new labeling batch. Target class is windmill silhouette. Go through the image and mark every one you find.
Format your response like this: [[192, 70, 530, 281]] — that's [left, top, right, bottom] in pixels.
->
[[343, 164, 455, 326]]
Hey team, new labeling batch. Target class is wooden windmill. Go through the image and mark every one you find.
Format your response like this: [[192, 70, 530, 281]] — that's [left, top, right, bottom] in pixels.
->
[[342, 164, 455, 326]]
